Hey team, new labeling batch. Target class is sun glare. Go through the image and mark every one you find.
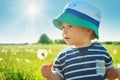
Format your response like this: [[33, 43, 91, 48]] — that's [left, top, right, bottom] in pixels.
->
[[23, 1, 46, 19], [26, 4, 39, 17]]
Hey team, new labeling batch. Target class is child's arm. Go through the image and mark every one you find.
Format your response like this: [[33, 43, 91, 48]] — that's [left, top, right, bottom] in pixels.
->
[[106, 68, 120, 80], [41, 63, 62, 80]]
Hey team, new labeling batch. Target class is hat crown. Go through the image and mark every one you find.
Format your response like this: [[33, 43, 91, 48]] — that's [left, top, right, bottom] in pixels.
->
[[64, 0, 101, 21], [53, 0, 101, 38]]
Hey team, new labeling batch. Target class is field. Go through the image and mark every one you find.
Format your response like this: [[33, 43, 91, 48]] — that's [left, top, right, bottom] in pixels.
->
[[0, 44, 120, 80]]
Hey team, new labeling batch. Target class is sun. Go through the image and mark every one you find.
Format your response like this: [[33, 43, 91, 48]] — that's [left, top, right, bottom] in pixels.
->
[[23, 1, 46, 19], [26, 3, 39, 17]]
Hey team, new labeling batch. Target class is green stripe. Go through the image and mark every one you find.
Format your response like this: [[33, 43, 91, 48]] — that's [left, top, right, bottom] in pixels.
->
[[53, 12, 99, 38]]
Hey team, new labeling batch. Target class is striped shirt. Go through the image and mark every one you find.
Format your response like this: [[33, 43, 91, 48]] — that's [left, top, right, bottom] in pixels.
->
[[53, 42, 114, 80]]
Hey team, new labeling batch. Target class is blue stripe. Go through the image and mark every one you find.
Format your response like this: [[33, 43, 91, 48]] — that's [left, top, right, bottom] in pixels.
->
[[65, 69, 97, 79], [65, 8, 99, 27], [65, 63, 96, 72]]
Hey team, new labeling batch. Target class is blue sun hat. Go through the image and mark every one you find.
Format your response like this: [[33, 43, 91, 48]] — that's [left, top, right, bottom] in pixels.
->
[[53, 0, 101, 38]]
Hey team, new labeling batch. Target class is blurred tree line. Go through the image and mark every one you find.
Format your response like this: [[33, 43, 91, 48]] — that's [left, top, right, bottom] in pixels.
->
[[0, 33, 119, 45], [37, 34, 66, 44], [101, 41, 120, 45]]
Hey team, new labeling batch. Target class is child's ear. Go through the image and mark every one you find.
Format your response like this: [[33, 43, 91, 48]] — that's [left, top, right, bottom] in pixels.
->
[[85, 28, 93, 34]]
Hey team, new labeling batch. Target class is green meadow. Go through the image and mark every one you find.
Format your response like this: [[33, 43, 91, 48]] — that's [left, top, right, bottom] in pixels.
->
[[0, 44, 120, 80]]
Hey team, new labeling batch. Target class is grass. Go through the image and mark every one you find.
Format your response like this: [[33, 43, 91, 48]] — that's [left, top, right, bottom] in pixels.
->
[[0, 44, 119, 80]]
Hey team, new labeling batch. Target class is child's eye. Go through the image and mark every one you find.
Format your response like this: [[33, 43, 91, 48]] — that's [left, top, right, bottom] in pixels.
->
[[62, 26, 65, 29], [68, 25, 73, 28]]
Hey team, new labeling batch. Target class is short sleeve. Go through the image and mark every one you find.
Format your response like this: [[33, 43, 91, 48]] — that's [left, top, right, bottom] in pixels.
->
[[105, 52, 114, 69], [53, 52, 65, 79]]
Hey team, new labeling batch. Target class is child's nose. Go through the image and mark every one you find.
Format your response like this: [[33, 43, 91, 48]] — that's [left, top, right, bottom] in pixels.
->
[[62, 28, 68, 34]]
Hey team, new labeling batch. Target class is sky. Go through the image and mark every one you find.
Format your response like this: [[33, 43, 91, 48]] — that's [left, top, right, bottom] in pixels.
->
[[0, 0, 120, 43]]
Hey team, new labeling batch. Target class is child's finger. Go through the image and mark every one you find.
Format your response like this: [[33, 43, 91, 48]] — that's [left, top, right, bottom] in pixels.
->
[[48, 63, 53, 68]]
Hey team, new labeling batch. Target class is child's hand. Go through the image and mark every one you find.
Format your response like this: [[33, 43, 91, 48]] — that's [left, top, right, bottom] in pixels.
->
[[41, 63, 53, 78]]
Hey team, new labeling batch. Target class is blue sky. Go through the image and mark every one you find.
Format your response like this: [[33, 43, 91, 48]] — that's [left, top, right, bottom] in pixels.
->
[[0, 0, 120, 43]]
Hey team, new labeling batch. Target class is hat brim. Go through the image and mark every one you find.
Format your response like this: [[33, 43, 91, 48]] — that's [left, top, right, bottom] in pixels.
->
[[53, 12, 99, 38]]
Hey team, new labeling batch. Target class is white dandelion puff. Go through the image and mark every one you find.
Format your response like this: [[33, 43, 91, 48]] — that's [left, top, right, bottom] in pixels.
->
[[0, 58, 3, 61], [16, 58, 20, 61], [2, 49, 5, 53], [14, 52, 17, 55], [2, 49, 7, 54], [113, 49, 117, 54], [25, 59, 30, 63], [37, 49, 48, 59], [117, 63, 120, 68]]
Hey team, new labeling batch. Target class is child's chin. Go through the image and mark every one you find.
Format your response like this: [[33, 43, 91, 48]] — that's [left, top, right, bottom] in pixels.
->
[[65, 42, 73, 45]]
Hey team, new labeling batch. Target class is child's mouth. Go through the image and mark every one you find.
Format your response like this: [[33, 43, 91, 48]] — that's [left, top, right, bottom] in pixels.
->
[[64, 37, 70, 40]]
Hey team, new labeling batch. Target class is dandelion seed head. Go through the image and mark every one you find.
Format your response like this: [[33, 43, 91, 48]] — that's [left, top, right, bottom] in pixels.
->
[[25, 59, 30, 63], [113, 49, 117, 54], [0, 58, 3, 61], [14, 52, 17, 55], [2, 49, 5, 53], [2, 49, 7, 54], [117, 63, 120, 68], [16, 58, 20, 61], [37, 49, 48, 59]]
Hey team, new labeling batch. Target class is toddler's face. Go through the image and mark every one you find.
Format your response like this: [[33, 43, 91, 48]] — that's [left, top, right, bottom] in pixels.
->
[[61, 22, 90, 45]]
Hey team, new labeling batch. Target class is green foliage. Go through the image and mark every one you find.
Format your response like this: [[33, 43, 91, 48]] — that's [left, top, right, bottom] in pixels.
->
[[0, 44, 120, 79], [101, 41, 120, 45], [37, 34, 50, 44], [54, 39, 66, 44], [37, 33, 66, 44]]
